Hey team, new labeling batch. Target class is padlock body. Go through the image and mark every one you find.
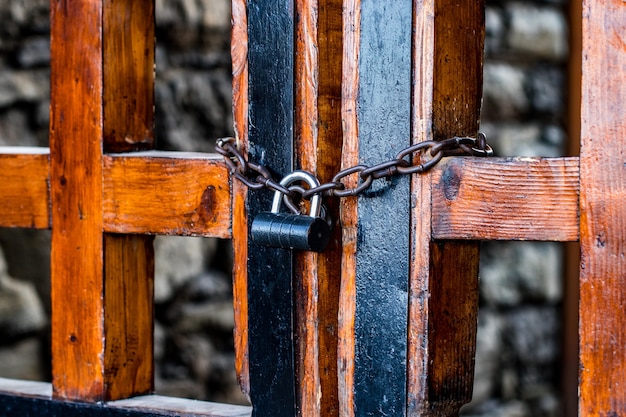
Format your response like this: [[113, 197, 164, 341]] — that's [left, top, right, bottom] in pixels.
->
[[251, 212, 331, 252]]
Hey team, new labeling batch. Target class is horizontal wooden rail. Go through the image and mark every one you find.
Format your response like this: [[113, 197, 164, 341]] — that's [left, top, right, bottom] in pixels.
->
[[0, 148, 232, 238], [103, 151, 231, 238], [0, 378, 252, 417], [0, 147, 50, 229], [0, 149, 580, 242], [432, 156, 579, 241]]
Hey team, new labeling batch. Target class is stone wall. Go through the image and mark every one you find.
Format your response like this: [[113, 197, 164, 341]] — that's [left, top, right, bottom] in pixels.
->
[[0, 0, 570, 414]]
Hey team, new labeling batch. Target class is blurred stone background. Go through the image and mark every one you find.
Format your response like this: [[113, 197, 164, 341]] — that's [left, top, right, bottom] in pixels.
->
[[0, 0, 570, 415]]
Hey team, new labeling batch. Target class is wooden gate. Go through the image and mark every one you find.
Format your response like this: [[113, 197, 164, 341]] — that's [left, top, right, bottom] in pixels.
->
[[0, 1, 624, 416]]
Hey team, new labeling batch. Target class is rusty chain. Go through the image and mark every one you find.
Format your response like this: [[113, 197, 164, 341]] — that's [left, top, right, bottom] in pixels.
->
[[216, 134, 492, 213]]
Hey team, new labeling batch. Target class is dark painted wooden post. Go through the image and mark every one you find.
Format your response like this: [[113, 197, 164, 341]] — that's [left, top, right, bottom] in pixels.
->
[[242, 1, 297, 416]]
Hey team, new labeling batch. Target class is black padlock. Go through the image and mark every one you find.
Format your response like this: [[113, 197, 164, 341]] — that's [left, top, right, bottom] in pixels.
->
[[251, 171, 331, 252]]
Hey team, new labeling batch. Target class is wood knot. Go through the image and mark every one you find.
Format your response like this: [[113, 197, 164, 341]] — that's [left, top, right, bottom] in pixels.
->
[[441, 164, 462, 201], [198, 186, 217, 223]]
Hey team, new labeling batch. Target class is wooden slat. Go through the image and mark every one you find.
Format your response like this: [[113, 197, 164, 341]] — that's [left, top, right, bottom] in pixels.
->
[[578, 1, 626, 416], [293, 0, 322, 413], [103, 152, 231, 238], [293, 0, 343, 415], [432, 157, 580, 241], [0, 147, 49, 229], [103, 1, 154, 153], [407, 1, 484, 415], [230, 0, 250, 399], [50, 0, 155, 402], [50, 0, 107, 400], [337, 0, 360, 413]]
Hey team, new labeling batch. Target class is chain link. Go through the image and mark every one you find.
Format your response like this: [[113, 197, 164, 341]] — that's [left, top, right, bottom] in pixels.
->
[[216, 134, 493, 205]]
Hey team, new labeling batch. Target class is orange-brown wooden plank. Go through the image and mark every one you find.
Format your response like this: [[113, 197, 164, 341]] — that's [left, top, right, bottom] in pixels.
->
[[0, 147, 50, 229], [578, 1, 626, 415], [103, 152, 231, 238], [103, 2, 154, 153], [293, 0, 343, 415], [103, 234, 154, 399], [104, 0, 157, 400], [50, 0, 107, 400], [408, 1, 484, 415], [101, 1, 156, 401], [231, 0, 250, 400], [50, 0, 155, 401], [432, 157, 580, 241]]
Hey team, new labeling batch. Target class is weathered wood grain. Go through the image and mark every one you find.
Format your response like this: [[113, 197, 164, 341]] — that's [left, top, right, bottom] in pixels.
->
[[408, 1, 484, 415], [50, 0, 107, 400], [49, 0, 155, 402], [103, 234, 154, 400], [311, 2, 343, 415], [102, 0, 156, 401], [231, 0, 250, 399], [0, 148, 50, 229], [294, 0, 343, 415], [337, 0, 360, 414], [103, 0, 154, 153], [294, 1, 323, 413], [103, 152, 231, 238], [432, 157, 580, 241], [578, 1, 626, 416]]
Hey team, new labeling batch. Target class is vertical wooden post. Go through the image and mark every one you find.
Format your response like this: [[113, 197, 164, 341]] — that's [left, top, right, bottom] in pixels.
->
[[578, 1, 626, 415], [50, 0, 155, 401], [407, 2, 484, 416], [294, 0, 343, 415]]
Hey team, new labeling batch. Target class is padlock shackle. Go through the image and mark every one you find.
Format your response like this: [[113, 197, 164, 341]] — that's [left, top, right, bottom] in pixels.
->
[[271, 170, 321, 217]]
